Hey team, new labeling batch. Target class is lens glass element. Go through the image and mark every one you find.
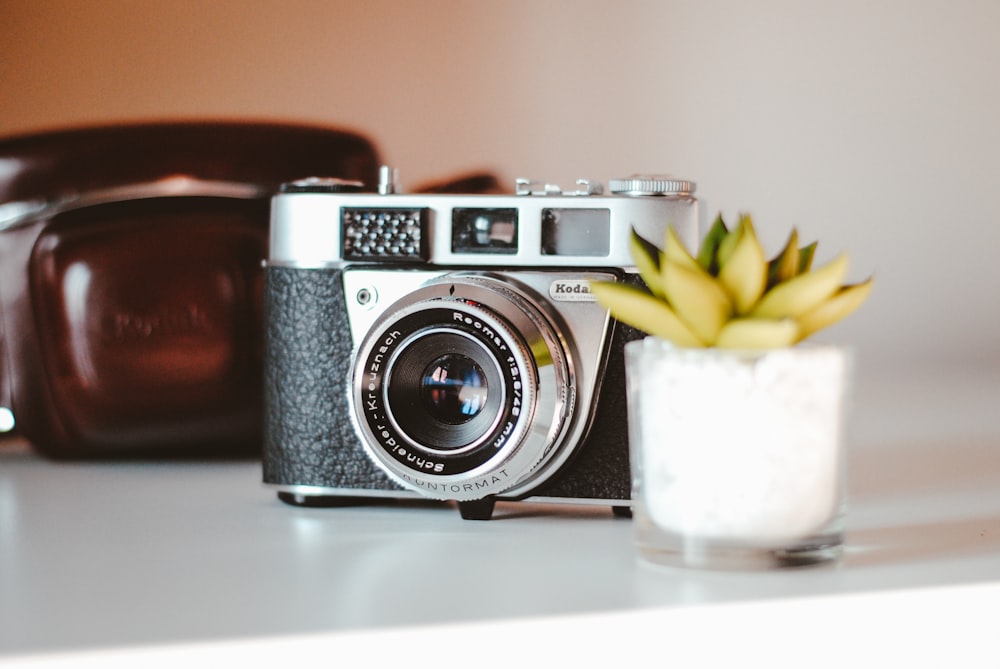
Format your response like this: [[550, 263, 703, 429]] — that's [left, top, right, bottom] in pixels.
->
[[420, 354, 488, 424]]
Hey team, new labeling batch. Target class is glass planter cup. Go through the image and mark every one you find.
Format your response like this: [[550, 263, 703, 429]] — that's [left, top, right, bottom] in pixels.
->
[[625, 337, 851, 569]]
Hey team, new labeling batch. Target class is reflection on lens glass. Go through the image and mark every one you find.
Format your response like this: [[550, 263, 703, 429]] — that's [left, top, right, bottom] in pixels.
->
[[420, 354, 488, 424]]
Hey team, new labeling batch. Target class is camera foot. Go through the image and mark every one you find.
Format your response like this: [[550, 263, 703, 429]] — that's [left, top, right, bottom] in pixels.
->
[[458, 497, 496, 520], [612, 505, 633, 519]]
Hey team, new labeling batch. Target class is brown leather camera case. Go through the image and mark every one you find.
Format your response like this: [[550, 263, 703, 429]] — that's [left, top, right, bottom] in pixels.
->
[[0, 121, 380, 457]]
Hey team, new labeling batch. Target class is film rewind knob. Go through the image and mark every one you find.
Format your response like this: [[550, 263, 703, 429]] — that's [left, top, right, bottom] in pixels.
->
[[608, 175, 695, 196]]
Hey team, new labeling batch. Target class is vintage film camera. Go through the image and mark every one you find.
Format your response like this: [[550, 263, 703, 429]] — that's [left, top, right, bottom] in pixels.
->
[[263, 168, 698, 519]]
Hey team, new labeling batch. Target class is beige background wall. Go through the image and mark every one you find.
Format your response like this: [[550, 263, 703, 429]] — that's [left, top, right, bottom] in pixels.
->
[[3, 0, 999, 371]]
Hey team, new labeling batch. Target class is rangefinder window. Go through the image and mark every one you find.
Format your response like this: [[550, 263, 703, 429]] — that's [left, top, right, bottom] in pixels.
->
[[451, 208, 518, 254], [541, 208, 611, 257], [342, 207, 428, 261]]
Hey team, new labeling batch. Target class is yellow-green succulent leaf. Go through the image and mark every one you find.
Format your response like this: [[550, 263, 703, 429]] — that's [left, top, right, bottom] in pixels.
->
[[610, 213, 868, 349], [661, 261, 733, 344], [715, 217, 744, 270], [589, 280, 704, 347], [798, 241, 818, 274], [796, 277, 875, 341], [718, 217, 767, 314], [752, 254, 850, 319], [664, 226, 700, 271], [715, 318, 799, 350], [629, 229, 666, 298], [767, 227, 800, 288], [697, 213, 729, 272]]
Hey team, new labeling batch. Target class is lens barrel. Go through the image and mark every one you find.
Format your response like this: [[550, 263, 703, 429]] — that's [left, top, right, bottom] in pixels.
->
[[350, 274, 574, 501]]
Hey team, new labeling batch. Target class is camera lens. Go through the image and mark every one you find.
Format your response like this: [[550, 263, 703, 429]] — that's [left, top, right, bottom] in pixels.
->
[[420, 354, 488, 423], [351, 274, 575, 502], [384, 330, 504, 454]]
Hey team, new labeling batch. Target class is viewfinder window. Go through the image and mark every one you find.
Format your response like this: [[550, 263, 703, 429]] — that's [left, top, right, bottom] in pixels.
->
[[541, 208, 610, 256]]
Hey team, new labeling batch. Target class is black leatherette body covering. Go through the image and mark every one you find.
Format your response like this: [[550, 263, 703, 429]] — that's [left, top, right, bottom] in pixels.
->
[[263, 266, 401, 491]]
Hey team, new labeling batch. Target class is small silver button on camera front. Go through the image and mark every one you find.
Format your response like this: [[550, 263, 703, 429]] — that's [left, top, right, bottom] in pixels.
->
[[356, 286, 377, 308]]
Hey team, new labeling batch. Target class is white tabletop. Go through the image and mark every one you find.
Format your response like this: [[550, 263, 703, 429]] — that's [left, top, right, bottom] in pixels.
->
[[2, 362, 1000, 664]]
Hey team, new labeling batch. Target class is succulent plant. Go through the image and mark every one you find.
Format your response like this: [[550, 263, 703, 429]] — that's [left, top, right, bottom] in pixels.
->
[[590, 214, 873, 349]]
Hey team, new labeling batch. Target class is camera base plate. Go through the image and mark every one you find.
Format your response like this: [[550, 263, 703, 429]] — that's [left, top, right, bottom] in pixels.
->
[[276, 491, 385, 508]]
